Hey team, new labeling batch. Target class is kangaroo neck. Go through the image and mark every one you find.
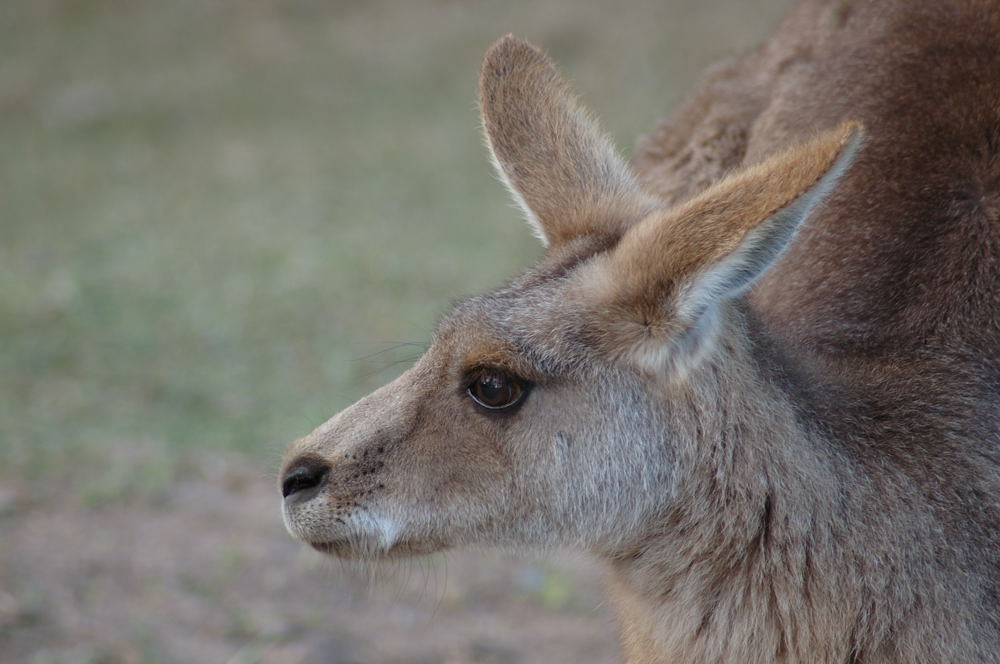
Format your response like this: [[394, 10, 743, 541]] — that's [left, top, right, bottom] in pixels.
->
[[602, 303, 860, 663]]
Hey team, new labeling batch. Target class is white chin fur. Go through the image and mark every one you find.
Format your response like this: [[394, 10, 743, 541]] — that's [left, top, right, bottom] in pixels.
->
[[283, 498, 401, 553], [361, 510, 401, 550]]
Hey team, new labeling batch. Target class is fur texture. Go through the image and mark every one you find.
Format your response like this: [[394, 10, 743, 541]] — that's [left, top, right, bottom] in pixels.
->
[[281, 2, 1000, 662]]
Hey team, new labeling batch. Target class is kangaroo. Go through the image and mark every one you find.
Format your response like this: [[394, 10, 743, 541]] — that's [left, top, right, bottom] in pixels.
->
[[280, 1, 1000, 661]]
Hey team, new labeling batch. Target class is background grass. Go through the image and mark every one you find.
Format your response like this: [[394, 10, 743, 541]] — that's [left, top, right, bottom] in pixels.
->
[[2, 0, 790, 486], [1, 0, 793, 489]]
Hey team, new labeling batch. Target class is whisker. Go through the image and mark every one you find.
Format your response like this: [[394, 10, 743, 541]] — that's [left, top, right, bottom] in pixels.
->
[[352, 341, 429, 363], [352, 355, 424, 385]]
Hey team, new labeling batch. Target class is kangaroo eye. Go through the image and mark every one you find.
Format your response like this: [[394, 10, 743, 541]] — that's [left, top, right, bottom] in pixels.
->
[[468, 372, 525, 410]]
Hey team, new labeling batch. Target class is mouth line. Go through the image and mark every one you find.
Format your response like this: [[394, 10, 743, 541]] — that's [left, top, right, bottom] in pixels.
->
[[307, 538, 444, 560]]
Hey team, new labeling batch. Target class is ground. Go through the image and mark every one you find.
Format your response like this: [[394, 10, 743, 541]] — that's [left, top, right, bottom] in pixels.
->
[[0, 446, 618, 663], [0, 1, 790, 661]]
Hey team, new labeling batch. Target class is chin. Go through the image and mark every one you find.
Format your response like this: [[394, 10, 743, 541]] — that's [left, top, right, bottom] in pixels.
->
[[305, 537, 448, 561]]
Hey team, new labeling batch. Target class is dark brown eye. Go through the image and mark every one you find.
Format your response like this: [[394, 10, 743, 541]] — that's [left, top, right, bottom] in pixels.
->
[[468, 372, 525, 410]]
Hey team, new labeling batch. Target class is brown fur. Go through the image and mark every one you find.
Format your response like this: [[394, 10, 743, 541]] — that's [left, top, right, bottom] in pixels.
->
[[280, 2, 1000, 662], [634, 0, 1000, 358], [584, 122, 861, 367]]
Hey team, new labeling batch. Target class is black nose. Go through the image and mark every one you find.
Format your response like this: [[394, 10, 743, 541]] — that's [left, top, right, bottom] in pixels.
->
[[281, 457, 330, 500]]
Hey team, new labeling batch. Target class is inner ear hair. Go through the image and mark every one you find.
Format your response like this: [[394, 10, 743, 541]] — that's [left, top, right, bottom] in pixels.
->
[[676, 123, 864, 323], [582, 122, 864, 374]]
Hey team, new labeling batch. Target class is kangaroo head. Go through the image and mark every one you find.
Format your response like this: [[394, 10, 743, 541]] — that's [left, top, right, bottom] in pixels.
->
[[279, 36, 862, 561]]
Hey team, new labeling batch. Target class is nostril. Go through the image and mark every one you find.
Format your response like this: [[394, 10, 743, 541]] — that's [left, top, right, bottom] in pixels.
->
[[281, 459, 330, 500]]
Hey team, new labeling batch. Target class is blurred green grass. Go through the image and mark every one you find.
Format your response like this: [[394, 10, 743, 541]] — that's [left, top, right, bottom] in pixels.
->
[[0, 0, 790, 488]]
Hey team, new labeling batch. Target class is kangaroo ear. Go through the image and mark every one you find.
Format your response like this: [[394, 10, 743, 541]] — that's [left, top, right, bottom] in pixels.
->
[[479, 36, 658, 248], [588, 122, 864, 370]]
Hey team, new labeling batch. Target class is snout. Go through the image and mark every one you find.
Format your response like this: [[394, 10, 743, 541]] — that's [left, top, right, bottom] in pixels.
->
[[278, 428, 401, 557], [277, 367, 445, 558]]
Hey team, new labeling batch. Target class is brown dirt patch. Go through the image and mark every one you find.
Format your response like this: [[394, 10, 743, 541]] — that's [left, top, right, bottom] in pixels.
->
[[0, 452, 619, 663]]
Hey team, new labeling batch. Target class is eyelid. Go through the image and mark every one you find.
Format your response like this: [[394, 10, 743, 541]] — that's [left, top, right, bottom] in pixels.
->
[[461, 349, 538, 382], [465, 362, 507, 375], [463, 365, 508, 387]]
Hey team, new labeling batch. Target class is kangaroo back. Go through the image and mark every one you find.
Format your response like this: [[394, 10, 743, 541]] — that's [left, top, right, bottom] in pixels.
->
[[634, 0, 1000, 358]]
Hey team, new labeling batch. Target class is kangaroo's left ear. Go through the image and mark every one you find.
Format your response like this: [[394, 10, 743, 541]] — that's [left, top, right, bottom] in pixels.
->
[[479, 35, 658, 248], [583, 122, 864, 371]]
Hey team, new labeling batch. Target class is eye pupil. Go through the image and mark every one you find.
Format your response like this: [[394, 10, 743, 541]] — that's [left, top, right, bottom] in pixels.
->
[[479, 375, 504, 400], [469, 372, 524, 410]]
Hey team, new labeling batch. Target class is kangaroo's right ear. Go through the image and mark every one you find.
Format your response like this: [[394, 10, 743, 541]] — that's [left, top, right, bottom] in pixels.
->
[[479, 36, 658, 248], [580, 122, 864, 375]]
